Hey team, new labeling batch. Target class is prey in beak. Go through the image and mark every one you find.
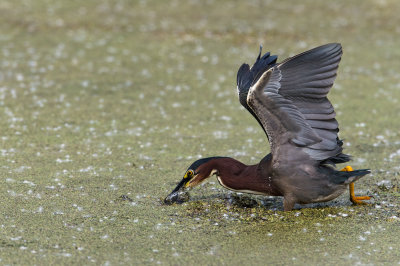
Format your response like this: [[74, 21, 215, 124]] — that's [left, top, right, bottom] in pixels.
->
[[164, 170, 194, 205]]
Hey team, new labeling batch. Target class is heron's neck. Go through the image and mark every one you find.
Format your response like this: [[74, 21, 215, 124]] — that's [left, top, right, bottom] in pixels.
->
[[208, 157, 278, 196]]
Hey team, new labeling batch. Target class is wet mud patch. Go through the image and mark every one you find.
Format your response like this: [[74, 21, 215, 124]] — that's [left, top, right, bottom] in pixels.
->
[[180, 195, 360, 226]]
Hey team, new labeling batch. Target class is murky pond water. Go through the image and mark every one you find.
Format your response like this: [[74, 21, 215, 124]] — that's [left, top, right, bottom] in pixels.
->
[[1, 0, 399, 264]]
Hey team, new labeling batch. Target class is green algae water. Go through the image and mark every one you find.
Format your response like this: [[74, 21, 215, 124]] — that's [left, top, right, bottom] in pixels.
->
[[0, 0, 400, 264]]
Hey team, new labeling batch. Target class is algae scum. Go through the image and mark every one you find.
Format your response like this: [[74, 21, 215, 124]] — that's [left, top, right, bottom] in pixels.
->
[[1, 0, 400, 264]]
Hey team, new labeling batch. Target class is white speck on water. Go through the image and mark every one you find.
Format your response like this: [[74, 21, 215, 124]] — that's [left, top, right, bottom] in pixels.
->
[[213, 130, 228, 139], [79, 166, 94, 173], [297, 40, 307, 48], [355, 122, 366, 127], [376, 179, 392, 189], [56, 157, 72, 163], [8, 190, 17, 197], [245, 126, 256, 133], [109, 184, 118, 190], [16, 166, 32, 173], [388, 149, 400, 160], [201, 56, 208, 63], [16, 73, 24, 81], [357, 157, 366, 164], [72, 204, 83, 211], [220, 115, 231, 121], [155, 223, 163, 230], [359, 236, 366, 241]]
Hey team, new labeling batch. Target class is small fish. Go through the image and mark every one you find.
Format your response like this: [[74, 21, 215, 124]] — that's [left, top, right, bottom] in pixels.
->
[[164, 190, 190, 205]]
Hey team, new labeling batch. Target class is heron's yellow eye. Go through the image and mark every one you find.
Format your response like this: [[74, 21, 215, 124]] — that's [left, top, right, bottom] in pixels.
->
[[185, 170, 194, 179]]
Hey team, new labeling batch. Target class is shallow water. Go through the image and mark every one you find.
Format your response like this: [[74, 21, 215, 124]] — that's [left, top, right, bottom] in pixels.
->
[[1, 0, 400, 264]]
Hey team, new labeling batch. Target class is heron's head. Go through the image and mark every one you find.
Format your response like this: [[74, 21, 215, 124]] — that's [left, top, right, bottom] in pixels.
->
[[164, 157, 223, 204]]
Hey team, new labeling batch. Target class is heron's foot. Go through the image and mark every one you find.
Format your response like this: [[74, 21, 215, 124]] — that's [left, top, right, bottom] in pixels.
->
[[340, 166, 371, 205], [349, 182, 371, 204]]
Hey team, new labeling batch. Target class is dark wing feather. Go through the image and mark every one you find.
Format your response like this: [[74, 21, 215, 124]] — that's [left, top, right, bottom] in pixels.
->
[[244, 43, 346, 163], [277, 43, 343, 161], [247, 68, 322, 156], [236, 47, 277, 136]]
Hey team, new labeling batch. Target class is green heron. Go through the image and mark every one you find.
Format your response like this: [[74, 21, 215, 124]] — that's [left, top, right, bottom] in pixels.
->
[[165, 43, 371, 211]]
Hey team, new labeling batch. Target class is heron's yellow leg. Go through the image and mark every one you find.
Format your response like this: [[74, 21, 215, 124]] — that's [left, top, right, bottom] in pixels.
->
[[340, 166, 371, 204]]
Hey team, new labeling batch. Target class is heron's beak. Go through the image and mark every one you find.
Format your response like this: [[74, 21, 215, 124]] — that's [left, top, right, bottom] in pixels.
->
[[164, 176, 191, 205]]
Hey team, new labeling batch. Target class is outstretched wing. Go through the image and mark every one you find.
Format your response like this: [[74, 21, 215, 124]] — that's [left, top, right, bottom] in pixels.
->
[[244, 43, 345, 162]]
